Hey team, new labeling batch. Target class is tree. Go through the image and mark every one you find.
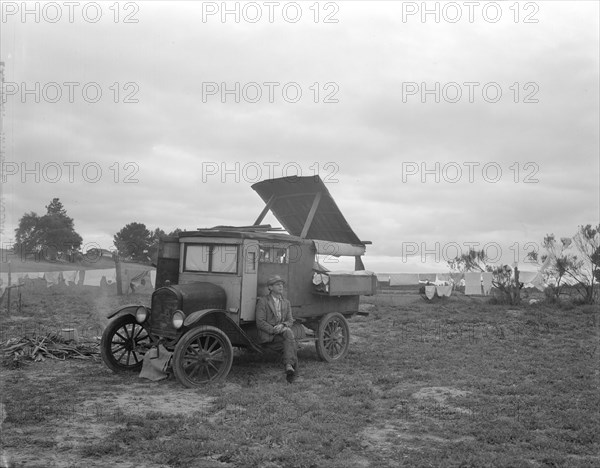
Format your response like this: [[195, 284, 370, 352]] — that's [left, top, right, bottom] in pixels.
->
[[448, 249, 522, 304], [113, 222, 152, 263], [147, 227, 183, 264], [113, 224, 184, 264], [14, 212, 44, 252], [570, 224, 600, 304], [40, 199, 83, 256], [529, 225, 599, 304], [527, 234, 580, 301], [14, 198, 82, 260], [46, 198, 67, 216], [147, 227, 166, 264], [592, 247, 600, 283]]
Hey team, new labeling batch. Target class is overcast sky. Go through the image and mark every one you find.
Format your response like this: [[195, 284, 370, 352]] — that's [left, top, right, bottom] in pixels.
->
[[1, 1, 598, 273]]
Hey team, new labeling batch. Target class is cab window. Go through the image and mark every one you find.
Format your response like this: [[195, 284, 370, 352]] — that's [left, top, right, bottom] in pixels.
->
[[184, 244, 238, 273]]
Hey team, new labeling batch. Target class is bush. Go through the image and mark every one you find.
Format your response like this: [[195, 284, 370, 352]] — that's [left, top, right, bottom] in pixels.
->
[[559, 300, 576, 311], [487, 296, 508, 305], [544, 286, 559, 304]]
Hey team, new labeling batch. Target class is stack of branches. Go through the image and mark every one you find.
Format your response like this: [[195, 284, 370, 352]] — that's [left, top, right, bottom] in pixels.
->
[[1, 333, 99, 367]]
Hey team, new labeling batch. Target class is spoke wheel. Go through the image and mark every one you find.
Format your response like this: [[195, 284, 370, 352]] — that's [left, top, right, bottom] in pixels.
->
[[315, 312, 350, 362], [173, 325, 233, 387], [101, 315, 152, 372]]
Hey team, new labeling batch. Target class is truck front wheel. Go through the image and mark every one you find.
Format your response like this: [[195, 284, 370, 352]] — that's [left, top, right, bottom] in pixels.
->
[[101, 315, 152, 372], [172, 325, 234, 387]]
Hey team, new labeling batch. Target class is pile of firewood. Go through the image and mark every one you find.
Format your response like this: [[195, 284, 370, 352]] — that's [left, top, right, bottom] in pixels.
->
[[1, 333, 99, 366]]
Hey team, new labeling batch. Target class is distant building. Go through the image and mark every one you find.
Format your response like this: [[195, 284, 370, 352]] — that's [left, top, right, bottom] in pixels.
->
[[86, 248, 116, 260]]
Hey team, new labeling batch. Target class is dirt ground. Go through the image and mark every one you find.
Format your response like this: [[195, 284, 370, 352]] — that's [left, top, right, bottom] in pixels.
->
[[1, 286, 598, 467]]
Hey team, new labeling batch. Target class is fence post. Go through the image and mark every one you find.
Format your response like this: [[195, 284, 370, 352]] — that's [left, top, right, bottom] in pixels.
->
[[115, 255, 123, 296], [7, 260, 11, 314], [514, 266, 521, 304]]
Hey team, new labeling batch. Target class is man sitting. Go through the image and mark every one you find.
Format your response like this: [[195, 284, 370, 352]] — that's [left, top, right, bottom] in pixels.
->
[[255, 275, 298, 381]]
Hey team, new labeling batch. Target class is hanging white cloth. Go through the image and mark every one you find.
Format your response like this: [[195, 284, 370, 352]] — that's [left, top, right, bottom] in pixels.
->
[[425, 285, 436, 300], [127, 269, 154, 294], [12, 272, 30, 283], [464, 272, 482, 295], [62, 270, 79, 285], [82, 269, 106, 286], [103, 269, 117, 285], [0, 273, 7, 296], [436, 285, 453, 297], [481, 272, 494, 295], [527, 272, 546, 291], [44, 271, 61, 288]]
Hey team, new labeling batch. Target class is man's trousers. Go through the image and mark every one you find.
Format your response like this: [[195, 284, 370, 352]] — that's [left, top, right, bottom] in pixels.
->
[[265, 328, 298, 368]]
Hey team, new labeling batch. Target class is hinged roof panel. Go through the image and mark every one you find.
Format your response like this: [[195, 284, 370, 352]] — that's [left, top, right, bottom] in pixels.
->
[[251, 176, 364, 246]]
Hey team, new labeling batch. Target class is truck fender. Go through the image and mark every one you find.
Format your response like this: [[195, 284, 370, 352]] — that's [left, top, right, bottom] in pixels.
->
[[106, 304, 149, 320], [184, 309, 263, 353]]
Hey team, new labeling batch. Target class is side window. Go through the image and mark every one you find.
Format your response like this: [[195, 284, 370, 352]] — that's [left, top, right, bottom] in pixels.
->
[[259, 246, 288, 264], [259, 247, 270, 263]]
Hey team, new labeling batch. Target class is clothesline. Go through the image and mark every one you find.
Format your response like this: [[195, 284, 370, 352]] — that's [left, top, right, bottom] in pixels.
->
[[0, 269, 157, 295]]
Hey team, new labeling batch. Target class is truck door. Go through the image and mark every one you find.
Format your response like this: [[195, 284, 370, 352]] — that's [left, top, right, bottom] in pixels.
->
[[240, 240, 259, 321]]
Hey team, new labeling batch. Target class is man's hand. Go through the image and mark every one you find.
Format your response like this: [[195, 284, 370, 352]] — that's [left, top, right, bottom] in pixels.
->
[[273, 324, 285, 334]]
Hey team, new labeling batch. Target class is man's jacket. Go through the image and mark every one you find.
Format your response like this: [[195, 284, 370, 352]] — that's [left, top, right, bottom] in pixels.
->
[[255, 294, 294, 344]]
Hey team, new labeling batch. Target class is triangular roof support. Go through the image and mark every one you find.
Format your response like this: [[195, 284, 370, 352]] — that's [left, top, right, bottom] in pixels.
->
[[253, 194, 275, 226], [300, 192, 322, 238]]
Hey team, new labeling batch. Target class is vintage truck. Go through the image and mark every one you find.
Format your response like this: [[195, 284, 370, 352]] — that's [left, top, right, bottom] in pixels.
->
[[101, 176, 377, 387]]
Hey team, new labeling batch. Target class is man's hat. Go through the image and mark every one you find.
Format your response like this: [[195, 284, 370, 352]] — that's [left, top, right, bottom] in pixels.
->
[[267, 275, 286, 286]]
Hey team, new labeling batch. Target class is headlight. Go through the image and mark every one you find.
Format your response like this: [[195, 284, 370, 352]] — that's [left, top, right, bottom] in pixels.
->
[[172, 310, 185, 329], [135, 306, 148, 323]]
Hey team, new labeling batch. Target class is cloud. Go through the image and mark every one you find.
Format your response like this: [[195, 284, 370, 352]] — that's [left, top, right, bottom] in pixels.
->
[[1, 1, 598, 272]]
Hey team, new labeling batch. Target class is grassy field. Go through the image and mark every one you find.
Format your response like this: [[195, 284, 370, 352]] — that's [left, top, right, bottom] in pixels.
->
[[1, 285, 599, 467]]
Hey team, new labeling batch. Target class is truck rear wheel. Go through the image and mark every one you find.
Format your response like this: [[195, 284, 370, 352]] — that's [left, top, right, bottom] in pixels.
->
[[173, 325, 233, 387], [315, 312, 350, 362]]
